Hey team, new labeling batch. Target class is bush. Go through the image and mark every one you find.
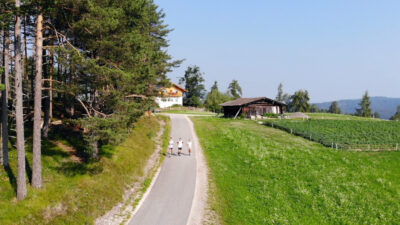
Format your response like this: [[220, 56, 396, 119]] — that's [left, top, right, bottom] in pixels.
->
[[263, 113, 279, 118]]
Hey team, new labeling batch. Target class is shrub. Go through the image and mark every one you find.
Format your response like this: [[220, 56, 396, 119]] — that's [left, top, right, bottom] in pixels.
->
[[263, 113, 279, 118]]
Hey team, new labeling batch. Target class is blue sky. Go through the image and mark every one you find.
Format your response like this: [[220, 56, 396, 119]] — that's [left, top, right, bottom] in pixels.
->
[[155, 0, 400, 102]]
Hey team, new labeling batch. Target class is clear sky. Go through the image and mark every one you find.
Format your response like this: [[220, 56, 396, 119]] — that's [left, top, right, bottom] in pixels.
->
[[155, 0, 400, 102]]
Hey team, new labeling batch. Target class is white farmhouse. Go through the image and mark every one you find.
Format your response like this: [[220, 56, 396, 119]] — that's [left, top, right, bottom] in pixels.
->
[[155, 83, 187, 108]]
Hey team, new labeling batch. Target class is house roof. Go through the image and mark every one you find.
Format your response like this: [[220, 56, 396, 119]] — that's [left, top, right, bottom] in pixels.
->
[[220, 97, 287, 107], [172, 83, 188, 92]]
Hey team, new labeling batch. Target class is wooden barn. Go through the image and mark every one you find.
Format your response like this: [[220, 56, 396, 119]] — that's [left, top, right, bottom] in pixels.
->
[[220, 97, 287, 118]]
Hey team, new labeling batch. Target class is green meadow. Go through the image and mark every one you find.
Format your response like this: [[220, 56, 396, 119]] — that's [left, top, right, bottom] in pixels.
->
[[192, 117, 400, 224]]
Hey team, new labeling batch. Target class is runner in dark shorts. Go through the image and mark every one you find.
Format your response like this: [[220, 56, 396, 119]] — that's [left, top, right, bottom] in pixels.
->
[[177, 138, 183, 156]]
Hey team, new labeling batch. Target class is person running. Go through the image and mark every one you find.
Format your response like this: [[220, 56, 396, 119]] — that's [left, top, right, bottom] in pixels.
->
[[177, 138, 184, 156], [187, 139, 192, 156], [168, 137, 174, 157]]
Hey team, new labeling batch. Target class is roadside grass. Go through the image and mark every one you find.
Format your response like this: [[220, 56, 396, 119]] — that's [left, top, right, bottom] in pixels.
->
[[192, 117, 400, 224], [132, 115, 171, 210], [0, 116, 163, 224], [160, 115, 172, 157], [161, 109, 217, 116]]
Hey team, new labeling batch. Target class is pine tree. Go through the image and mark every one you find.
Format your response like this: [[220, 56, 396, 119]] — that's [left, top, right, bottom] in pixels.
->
[[275, 83, 290, 103], [356, 91, 372, 117], [228, 80, 242, 99], [276, 83, 283, 101], [0, 0, 13, 167], [15, 0, 27, 201], [32, 10, 43, 189], [179, 66, 205, 107], [329, 101, 341, 114]]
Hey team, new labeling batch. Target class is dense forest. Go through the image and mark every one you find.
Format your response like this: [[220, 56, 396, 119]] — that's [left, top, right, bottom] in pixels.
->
[[0, 0, 179, 200]]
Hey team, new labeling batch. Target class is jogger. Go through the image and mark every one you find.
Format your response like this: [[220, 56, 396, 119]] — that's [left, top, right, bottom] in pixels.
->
[[187, 139, 192, 156], [168, 137, 174, 157], [177, 138, 183, 156]]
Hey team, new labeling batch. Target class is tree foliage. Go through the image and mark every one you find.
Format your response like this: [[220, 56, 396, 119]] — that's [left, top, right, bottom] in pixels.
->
[[329, 101, 341, 114], [356, 91, 372, 117], [390, 105, 400, 121], [275, 83, 290, 103], [288, 90, 311, 112], [228, 80, 242, 99], [310, 104, 325, 113], [204, 81, 230, 113], [179, 65, 205, 107], [1, 0, 178, 199]]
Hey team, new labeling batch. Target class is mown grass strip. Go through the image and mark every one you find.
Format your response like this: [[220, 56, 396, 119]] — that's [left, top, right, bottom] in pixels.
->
[[193, 117, 400, 224]]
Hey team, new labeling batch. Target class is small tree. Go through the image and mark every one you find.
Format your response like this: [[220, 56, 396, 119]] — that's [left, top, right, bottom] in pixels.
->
[[356, 91, 372, 117], [390, 105, 400, 121], [228, 80, 242, 99], [275, 83, 290, 103], [179, 66, 206, 107], [276, 83, 284, 101], [310, 104, 324, 113], [329, 101, 341, 114], [288, 90, 311, 112], [204, 81, 230, 113]]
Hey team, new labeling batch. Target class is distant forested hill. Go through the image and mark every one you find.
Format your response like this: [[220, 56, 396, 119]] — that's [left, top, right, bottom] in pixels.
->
[[315, 97, 400, 119]]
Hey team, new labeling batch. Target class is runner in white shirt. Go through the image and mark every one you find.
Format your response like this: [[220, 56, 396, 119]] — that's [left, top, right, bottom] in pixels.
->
[[187, 139, 192, 156], [168, 137, 174, 157], [177, 138, 184, 156]]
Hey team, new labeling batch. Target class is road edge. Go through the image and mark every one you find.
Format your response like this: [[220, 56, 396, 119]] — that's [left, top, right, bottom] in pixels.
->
[[125, 165, 162, 223], [186, 115, 209, 225]]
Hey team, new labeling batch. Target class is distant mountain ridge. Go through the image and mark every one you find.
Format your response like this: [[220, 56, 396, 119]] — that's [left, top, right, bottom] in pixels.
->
[[314, 97, 400, 119]]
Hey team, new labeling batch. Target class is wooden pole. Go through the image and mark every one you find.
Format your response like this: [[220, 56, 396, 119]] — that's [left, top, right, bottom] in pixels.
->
[[234, 107, 242, 119]]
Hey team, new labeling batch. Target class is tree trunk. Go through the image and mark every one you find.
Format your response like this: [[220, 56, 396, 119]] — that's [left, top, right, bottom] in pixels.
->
[[92, 140, 98, 159], [1, 29, 10, 166], [23, 15, 30, 112], [15, 0, 27, 201], [32, 13, 43, 189], [43, 98, 50, 138], [42, 48, 50, 138], [0, 29, 3, 166], [49, 48, 53, 119]]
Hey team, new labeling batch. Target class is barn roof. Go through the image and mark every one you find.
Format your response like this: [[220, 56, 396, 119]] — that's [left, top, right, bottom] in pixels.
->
[[220, 97, 287, 107]]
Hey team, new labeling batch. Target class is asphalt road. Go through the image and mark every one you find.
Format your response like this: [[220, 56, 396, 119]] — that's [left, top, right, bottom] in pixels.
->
[[128, 114, 197, 225]]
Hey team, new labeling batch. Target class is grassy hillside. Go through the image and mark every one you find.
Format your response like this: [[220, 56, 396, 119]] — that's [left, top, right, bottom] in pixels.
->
[[192, 117, 400, 224], [0, 116, 166, 225], [265, 119, 400, 150]]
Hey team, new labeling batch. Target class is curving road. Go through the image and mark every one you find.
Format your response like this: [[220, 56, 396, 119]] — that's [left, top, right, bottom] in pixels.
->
[[128, 114, 198, 225]]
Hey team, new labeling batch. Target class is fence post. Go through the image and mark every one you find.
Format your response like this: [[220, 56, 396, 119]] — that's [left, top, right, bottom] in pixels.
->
[[331, 143, 333, 148], [396, 143, 398, 151], [335, 143, 338, 150], [310, 135, 312, 141], [290, 129, 292, 134]]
